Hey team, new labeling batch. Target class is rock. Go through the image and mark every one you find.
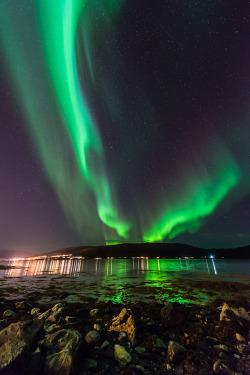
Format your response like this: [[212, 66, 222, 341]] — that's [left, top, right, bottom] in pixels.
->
[[15, 301, 31, 310], [0, 338, 30, 372], [167, 340, 186, 363], [154, 337, 168, 351], [235, 343, 248, 355], [65, 316, 78, 325], [101, 340, 110, 350], [46, 310, 64, 324], [0, 320, 43, 372], [94, 323, 101, 331], [109, 308, 136, 345], [52, 303, 65, 312], [37, 308, 52, 320], [236, 333, 245, 342], [118, 331, 127, 342], [31, 308, 41, 316], [0, 320, 43, 347], [114, 344, 131, 366], [182, 359, 197, 374], [220, 303, 250, 325], [214, 344, 232, 352], [135, 346, 146, 354], [43, 321, 60, 333], [213, 359, 234, 374], [39, 329, 82, 375], [99, 340, 114, 358], [85, 330, 101, 345], [3, 310, 15, 317], [90, 308, 99, 317]]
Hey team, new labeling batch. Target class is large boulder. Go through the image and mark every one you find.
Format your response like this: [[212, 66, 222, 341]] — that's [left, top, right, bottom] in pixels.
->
[[0, 320, 43, 373], [39, 329, 82, 375], [0, 320, 43, 347], [220, 303, 250, 326], [109, 308, 136, 345], [0, 338, 29, 373]]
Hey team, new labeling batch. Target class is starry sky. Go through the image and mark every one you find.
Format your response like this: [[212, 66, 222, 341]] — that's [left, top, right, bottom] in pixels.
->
[[0, 0, 249, 253]]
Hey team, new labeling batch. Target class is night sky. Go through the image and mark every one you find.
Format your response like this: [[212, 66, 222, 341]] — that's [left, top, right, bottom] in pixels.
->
[[0, 0, 249, 253]]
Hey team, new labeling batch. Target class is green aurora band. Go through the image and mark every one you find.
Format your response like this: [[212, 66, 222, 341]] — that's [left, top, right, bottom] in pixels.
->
[[0, 1, 241, 245], [0, 0, 130, 241], [143, 144, 240, 242]]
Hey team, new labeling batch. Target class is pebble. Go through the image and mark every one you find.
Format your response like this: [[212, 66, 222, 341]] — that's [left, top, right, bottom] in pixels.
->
[[30, 308, 41, 316], [114, 344, 131, 366], [3, 310, 15, 317], [213, 359, 233, 374], [90, 308, 99, 317], [135, 346, 146, 354], [118, 331, 127, 341], [101, 340, 110, 349], [15, 301, 31, 310], [236, 333, 245, 342], [85, 330, 101, 345], [65, 316, 77, 324], [94, 323, 101, 331]]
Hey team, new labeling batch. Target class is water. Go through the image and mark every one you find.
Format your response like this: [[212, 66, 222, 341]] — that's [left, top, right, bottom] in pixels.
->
[[0, 258, 249, 305]]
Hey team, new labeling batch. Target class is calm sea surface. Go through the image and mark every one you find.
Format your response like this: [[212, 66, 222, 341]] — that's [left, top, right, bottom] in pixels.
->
[[0, 258, 249, 305]]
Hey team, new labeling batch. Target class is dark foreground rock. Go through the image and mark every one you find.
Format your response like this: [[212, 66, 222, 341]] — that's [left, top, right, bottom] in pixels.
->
[[0, 298, 249, 375]]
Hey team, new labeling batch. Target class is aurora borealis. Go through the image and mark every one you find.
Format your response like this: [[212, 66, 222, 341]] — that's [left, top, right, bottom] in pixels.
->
[[0, 1, 249, 252]]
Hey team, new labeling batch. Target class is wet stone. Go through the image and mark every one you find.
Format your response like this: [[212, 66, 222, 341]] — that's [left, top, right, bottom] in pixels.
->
[[15, 301, 31, 310], [37, 309, 52, 320], [213, 359, 234, 375], [135, 346, 146, 354], [31, 308, 41, 316], [3, 310, 15, 317], [167, 340, 187, 363], [94, 323, 101, 331], [85, 330, 101, 345], [118, 331, 127, 342], [90, 308, 99, 317], [114, 344, 131, 366], [236, 333, 245, 342]]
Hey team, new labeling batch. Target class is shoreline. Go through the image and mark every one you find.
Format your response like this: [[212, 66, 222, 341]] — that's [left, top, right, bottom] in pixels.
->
[[0, 295, 249, 375]]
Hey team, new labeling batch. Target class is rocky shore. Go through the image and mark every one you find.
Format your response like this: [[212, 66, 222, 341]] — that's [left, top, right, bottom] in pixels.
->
[[0, 296, 249, 375]]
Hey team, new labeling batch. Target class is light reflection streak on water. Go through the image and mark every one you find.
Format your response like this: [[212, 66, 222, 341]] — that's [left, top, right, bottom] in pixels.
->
[[212, 258, 217, 274], [3, 257, 247, 280]]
